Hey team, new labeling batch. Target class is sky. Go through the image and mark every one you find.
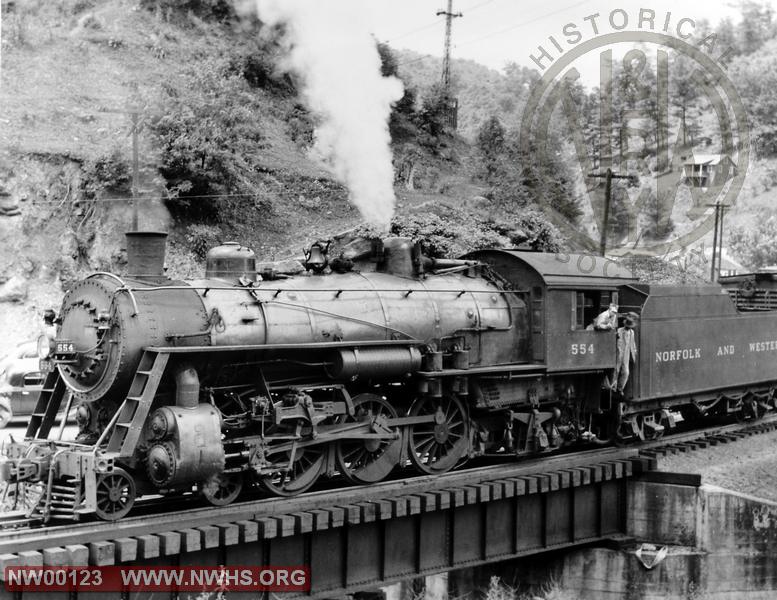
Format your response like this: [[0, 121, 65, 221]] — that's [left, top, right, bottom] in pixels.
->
[[365, 0, 752, 79]]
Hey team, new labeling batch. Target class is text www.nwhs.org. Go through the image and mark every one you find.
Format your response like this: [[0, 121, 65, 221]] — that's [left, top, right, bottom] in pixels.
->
[[5, 566, 310, 592]]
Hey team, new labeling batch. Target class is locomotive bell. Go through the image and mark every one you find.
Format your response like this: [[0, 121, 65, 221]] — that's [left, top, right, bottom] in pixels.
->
[[205, 242, 257, 283], [304, 240, 330, 273]]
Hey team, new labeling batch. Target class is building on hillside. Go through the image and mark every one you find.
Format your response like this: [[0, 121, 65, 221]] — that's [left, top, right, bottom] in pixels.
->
[[682, 154, 737, 188]]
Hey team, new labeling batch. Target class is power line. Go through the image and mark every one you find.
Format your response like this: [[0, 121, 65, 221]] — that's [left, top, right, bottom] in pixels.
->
[[385, 0, 490, 44], [387, 18, 446, 43], [455, 0, 589, 49], [463, 0, 496, 14], [395, 53, 440, 69], [396, 0, 589, 69]]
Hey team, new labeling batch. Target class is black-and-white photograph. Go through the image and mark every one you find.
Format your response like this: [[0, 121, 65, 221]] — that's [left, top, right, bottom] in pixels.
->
[[0, 0, 775, 598]]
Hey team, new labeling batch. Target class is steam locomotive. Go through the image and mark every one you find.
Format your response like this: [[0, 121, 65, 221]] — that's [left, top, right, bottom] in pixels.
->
[[1, 232, 776, 522]]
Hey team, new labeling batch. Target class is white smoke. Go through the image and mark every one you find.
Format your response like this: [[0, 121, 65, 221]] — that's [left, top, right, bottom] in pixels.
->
[[256, 0, 404, 231]]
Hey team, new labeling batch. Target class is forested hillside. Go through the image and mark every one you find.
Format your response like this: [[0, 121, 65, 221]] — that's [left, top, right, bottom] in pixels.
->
[[393, 1, 777, 270]]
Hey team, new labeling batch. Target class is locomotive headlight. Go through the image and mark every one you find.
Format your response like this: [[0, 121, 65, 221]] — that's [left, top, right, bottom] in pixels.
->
[[37, 334, 54, 359]]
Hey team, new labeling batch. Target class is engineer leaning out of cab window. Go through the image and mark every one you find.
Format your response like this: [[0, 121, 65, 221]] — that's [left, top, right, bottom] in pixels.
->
[[588, 303, 618, 331]]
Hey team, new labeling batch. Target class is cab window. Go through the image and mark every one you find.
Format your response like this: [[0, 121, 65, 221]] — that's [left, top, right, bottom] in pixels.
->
[[572, 290, 618, 330]]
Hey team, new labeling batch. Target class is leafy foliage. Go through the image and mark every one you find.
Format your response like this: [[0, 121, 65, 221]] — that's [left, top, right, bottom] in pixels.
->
[[736, 1, 777, 55], [395, 51, 538, 140], [730, 40, 777, 156], [476, 116, 506, 179], [228, 45, 295, 95], [729, 208, 777, 269], [620, 254, 706, 284], [378, 43, 419, 143], [81, 150, 130, 199], [146, 59, 268, 220], [414, 83, 455, 149], [353, 203, 563, 258], [476, 120, 582, 226], [139, 0, 235, 21], [285, 103, 315, 147], [505, 211, 565, 252], [641, 189, 675, 241], [385, 210, 507, 257], [185, 224, 221, 259]]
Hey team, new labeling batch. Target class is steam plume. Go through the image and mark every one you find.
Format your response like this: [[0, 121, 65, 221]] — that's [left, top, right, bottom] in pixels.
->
[[256, 0, 403, 230]]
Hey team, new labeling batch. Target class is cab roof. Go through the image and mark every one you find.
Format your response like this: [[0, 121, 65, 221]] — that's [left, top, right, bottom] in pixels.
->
[[465, 249, 636, 289]]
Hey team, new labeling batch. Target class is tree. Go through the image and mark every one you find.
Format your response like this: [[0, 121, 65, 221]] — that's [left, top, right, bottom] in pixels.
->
[[670, 54, 701, 148], [729, 209, 777, 269], [415, 83, 452, 142], [730, 41, 777, 156], [642, 189, 674, 241], [377, 42, 399, 78], [146, 59, 266, 220], [378, 42, 418, 142], [510, 132, 582, 225], [476, 116, 506, 180], [738, 1, 775, 55], [503, 210, 564, 252], [716, 17, 738, 56], [140, 0, 234, 21]]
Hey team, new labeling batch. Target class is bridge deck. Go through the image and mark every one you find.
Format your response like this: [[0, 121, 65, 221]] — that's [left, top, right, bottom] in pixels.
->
[[0, 452, 654, 599]]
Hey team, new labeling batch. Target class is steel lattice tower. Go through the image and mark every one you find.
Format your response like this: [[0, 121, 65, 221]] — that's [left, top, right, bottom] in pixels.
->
[[436, 0, 462, 91]]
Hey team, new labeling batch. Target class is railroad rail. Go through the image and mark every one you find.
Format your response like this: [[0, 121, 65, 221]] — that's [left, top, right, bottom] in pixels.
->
[[0, 415, 774, 599]]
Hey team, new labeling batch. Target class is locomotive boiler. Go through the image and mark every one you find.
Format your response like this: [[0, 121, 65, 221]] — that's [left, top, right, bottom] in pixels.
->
[[2, 232, 776, 522]]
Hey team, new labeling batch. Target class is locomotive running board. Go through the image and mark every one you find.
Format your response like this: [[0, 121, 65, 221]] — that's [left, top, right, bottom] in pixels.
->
[[25, 369, 69, 440], [103, 350, 169, 457], [146, 339, 424, 353]]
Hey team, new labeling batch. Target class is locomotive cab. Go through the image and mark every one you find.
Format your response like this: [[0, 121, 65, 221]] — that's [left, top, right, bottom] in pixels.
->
[[463, 250, 636, 373]]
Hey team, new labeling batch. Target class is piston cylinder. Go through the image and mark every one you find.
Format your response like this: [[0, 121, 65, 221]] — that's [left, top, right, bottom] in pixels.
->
[[145, 404, 224, 488]]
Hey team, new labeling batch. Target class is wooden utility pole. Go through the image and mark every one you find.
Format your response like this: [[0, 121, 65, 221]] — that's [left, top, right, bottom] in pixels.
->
[[96, 105, 145, 230], [587, 168, 634, 256], [707, 201, 730, 282], [130, 110, 140, 232], [436, 0, 462, 92]]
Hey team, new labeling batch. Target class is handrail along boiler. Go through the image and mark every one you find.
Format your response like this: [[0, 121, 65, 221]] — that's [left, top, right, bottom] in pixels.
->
[[1, 232, 776, 522]]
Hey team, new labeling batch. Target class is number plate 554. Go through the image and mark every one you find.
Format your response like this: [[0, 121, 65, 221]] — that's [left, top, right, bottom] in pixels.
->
[[571, 343, 594, 355]]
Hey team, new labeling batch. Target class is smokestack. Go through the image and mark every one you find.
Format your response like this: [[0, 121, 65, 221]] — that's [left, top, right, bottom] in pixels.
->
[[125, 231, 168, 282]]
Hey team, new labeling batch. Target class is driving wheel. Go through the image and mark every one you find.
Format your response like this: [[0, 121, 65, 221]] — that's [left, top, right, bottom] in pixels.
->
[[259, 444, 326, 497], [407, 394, 469, 474], [336, 393, 402, 484]]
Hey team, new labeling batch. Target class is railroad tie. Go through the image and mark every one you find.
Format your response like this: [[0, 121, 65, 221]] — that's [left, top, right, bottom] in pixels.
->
[[255, 516, 278, 539], [114, 537, 138, 563], [216, 523, 240, 546], [66, 545, 89, 566], [137, 535, 161, 559], [158, 531, 181, 556], [449, 487, 467, 507], [309, 509, 333, 529], [42, 547, 69, 567], [89, 541, 115, 566]]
